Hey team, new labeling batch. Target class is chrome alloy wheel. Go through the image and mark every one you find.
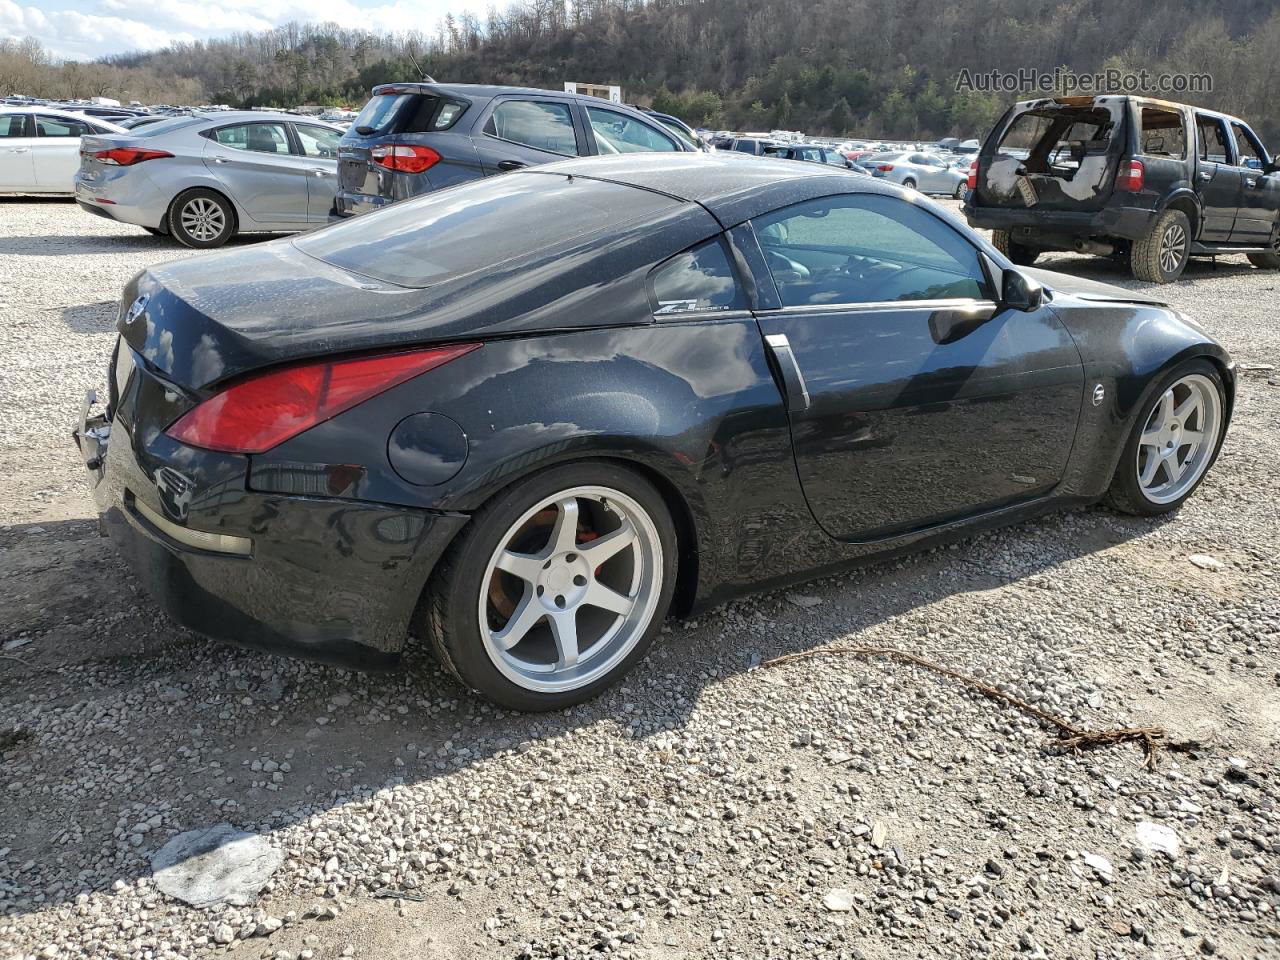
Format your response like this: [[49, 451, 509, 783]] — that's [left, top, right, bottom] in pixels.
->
[[1159, 222, 1187, 275], [478, 486, 663, 693], [181, 197, 226, 242], [1136, 373, 1222, 504]]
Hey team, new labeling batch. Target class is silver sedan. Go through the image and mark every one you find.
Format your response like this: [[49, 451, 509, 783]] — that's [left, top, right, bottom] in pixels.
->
[[0, 108, 126, 193], [74, 111, 344, 247], [866, 151, 967, 197]]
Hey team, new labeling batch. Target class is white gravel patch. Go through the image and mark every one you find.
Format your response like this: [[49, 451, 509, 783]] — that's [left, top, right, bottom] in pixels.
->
[[0, 195, 1277, 959]]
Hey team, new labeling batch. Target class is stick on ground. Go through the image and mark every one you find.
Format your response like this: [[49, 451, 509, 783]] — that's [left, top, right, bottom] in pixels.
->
[[760, 645, 1170, 770]]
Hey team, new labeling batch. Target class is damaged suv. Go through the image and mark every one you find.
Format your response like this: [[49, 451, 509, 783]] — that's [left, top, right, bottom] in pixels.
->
[[963, 95, 1280, 282]]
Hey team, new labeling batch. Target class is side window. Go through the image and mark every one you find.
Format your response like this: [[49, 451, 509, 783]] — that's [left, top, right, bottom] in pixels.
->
[[34, 115, 92, 137], [211, 123, 290, 154], [752, 194, 990, 307], [1196, 116, 1232, 164], [295, 125, 342, 158], [587, 106, 678, 154], [650, 238, 746, 316], [734, 140, 756, 153], [908, 153, 929, 165], [1140, 108, 1187, 159], [1230, 122, 1268, 169], [0, 114, 29, 137], [486, 100, 579, 155]]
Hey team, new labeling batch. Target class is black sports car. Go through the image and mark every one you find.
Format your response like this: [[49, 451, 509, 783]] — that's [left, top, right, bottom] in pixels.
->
[[75, 153, 1234, 711]]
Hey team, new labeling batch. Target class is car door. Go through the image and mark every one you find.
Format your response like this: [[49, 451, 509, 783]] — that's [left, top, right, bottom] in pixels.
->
[[203, 121, 310, 225], [291, 123, 343, 222], [1194, 114, 1240, 242], [0, 114, 35, 190], [32, 114, 96, 190], [1226, 121, 1279, 244], [474, 97, 582, 174], [744, 192, 1084, 541]]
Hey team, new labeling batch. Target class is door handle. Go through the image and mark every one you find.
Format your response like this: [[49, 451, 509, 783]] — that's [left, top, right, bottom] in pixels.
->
[[211, 156, 231, 164], [763, 334, 811, 413], [497, 160, 526, 171], [1246, 177, 1258, 188], [11, 147, 29, 154], [310, 168, 332, 177], [1198, 171, 1212, 182]]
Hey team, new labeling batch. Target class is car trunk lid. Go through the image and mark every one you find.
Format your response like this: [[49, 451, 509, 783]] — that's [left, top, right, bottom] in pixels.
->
[[974, 96, 1128, 213]]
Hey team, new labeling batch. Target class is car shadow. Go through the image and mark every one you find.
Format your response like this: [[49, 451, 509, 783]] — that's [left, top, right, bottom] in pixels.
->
[[1032, 250, 1262, 286], [61, 301, 118, 333], [0, 232, 287, 256], [0, 500, 1176, 918]]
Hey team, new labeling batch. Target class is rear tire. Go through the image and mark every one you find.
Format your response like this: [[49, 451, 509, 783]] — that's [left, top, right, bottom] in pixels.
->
[[991, 229, 1040, 266], [953, 180, 966, 199], [1247, 226, 1280, 269], [425, 462, 678, 711], [1104, 359, 1226, 516], [168, 188, 235, 248], [1131, 208, 1190, 283], [902, 177, 917, 190]]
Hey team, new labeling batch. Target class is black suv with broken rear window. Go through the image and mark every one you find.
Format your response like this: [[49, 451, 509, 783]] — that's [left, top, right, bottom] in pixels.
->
[[334, 82, 693, 218], [963, 95, 1280, 282]]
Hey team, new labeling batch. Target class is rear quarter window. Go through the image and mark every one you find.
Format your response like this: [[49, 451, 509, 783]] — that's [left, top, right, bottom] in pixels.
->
[[1139, 107, 1187, 160], [649, 238, 746, 316]]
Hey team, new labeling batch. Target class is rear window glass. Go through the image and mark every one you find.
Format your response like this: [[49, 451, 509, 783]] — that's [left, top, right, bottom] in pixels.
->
[[353, 94, 412, 135], [1139, 108, 1187, 159], [294, 174, 672, 288], [997, 105, 1117, 168], [133, 117, 200, 137]]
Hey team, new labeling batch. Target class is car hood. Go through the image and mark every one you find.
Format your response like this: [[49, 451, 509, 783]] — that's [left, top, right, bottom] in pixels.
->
[[1024, 267, 1168, 307]]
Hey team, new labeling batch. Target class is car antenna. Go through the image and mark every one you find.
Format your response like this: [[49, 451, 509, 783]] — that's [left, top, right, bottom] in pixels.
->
[[405, 46, 434, 83]]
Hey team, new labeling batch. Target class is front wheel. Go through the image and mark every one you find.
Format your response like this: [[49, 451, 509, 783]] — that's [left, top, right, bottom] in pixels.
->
[[425, 462, 677, 711], [1104, 360, 1227, 516]]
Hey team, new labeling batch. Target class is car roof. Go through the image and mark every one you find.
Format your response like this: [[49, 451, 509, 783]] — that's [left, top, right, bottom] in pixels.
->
[[0, 106, 127, 130], [191, 110, 337, 125], [527, 152, 906, 225], [372, 82, 633, 105]]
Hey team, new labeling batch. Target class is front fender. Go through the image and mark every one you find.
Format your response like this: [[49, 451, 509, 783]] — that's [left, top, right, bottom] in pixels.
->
[[1052, 298, 1233, 497]]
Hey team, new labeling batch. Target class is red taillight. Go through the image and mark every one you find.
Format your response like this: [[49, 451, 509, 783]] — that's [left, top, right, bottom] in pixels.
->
[[877, 164, 894, 172], [371, 144, 441, 174], [966, 160, 978, 190], [93, 148, 173, 166], [1116, 158, 1145, 192], [166, 344, 480, 454]]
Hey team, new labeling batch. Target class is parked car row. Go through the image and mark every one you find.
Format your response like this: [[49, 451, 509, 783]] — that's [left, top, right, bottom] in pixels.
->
[[3, 84, 700, 247]]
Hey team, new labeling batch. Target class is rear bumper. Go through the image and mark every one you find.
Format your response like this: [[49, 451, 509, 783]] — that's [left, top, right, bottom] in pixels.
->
[[74, 174, 166, 229], [74, 391, 468, 670], [332, 191, 394, 219], [963, 202, 1157, 243]]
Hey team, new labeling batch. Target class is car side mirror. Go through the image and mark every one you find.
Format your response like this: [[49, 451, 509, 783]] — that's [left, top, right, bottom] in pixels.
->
[[1001, 269, 1044, 312], [1265, 161, 1280, 176]]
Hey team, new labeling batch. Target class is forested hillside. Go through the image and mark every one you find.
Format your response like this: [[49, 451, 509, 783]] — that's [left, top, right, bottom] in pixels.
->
[[6, 0, 1280, 140]]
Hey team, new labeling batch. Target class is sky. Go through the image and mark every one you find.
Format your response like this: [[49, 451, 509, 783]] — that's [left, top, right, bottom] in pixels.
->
[[2, 0, 489, 61]]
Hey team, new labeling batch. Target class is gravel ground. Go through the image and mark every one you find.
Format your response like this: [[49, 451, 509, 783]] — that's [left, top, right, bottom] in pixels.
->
[[0, 195, 1277, 960]]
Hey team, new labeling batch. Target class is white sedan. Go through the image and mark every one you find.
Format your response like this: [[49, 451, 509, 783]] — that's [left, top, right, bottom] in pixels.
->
[[866, 150, 967, 197], [0, 108, 126, 194]]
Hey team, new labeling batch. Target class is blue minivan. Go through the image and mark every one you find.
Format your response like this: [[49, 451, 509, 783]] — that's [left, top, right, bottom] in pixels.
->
[[334, 83, 696, 218]]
